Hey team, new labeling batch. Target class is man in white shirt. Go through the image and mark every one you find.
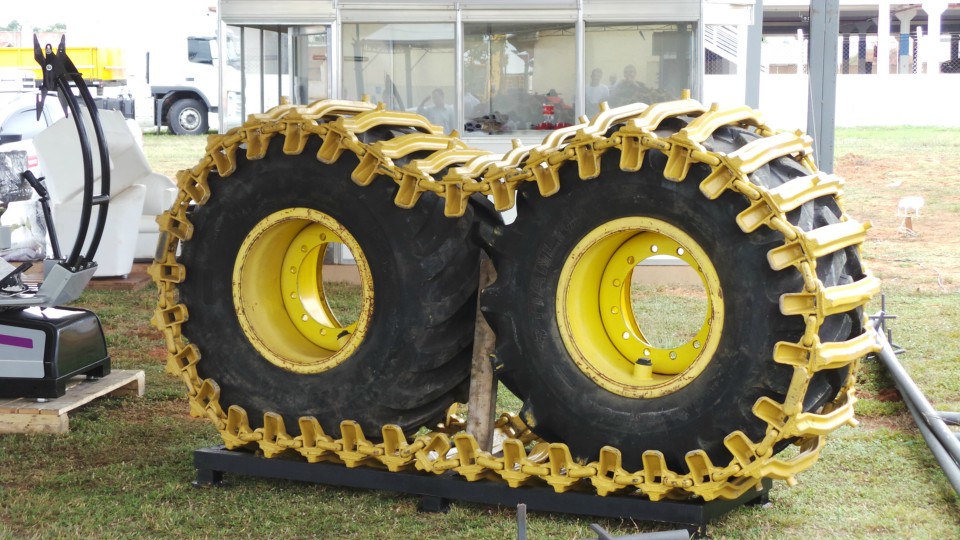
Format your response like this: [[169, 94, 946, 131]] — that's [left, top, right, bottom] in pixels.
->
[[585, 68, 610, 116], [418, 88, 455, 133]]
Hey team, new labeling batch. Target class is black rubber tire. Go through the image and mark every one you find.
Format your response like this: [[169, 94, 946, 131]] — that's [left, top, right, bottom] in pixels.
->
[[481, 121, 865, 472], [168, 98, 208, 135], [179, 135, 481, 437]]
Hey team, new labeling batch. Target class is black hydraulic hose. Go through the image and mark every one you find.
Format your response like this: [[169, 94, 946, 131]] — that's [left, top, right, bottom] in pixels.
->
[[49, 54, 111, 269], [33, 35, 110, 270], [71, 72, 110, 265], [56, 76, 93, 269], [873, 320, 960, 495]]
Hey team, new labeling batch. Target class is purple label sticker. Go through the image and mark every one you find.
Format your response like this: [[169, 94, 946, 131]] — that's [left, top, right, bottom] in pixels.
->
[[0, 334, 34, 349]]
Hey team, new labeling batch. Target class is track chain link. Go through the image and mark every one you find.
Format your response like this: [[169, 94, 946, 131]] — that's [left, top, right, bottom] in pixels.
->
[[150, 96, 880, 501]]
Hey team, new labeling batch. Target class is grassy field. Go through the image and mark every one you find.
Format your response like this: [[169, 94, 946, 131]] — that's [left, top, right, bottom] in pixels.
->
[[1, 127, 958, 539]]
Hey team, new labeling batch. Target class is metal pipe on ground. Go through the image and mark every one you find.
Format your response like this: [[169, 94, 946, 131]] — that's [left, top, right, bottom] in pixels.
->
[[873, 318, 960, 495], [936, 411, 960, 426], [584, 525, 690, 540], [906, 396, 960, 495]]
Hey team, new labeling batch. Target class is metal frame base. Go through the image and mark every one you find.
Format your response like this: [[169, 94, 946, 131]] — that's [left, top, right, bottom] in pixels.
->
[[193, 446, 771, 537]]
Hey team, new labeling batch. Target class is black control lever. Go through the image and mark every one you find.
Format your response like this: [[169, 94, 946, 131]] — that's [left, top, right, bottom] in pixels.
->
[[21, 170, 62, 261]]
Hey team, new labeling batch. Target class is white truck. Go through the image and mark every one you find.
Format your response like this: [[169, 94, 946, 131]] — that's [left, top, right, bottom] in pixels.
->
[[0, 33, 240, 136], [147, 33, 240, 135]]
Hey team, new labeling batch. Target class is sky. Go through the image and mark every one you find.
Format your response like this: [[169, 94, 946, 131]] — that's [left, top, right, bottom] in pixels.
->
[[3, 0, 219, 85], [3, 0, 217, 48]]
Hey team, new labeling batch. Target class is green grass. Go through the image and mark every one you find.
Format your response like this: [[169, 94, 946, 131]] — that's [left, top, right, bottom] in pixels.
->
[[835, 126, 960, 155], [140, 131, 210, 179], [2, 130, 960, 538], [324, 280, 363, 326], [631, 283, 707, 348]]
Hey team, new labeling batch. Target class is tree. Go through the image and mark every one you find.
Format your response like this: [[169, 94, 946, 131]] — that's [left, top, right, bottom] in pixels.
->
[[3, 20, 22, 31]]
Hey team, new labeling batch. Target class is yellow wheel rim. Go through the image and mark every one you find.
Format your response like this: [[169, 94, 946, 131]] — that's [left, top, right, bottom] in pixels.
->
[[233, 208, 374, 374], [556, 217, 724, 398]]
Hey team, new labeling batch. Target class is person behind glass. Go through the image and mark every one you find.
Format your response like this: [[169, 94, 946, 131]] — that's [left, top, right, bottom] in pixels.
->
[[611, 64, 644, 107], [585, 67, 609, 116], [418, 88, 455, 133], [463, 79, 483, 119]]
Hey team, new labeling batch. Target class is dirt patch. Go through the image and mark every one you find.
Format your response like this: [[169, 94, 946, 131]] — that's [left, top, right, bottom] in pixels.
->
[[859, 388, 903, 402], [147, 345, 168, 361], [858, 411, 916, 432], [837, 147, 960, 294]]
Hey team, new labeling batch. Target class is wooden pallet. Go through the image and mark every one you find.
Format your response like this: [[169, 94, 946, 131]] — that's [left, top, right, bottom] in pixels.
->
[[0, 369, 145, 434], [22, 263, 152, 291]]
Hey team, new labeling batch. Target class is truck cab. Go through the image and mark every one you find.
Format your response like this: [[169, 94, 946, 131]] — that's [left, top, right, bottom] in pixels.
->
[[149, 35, 240, 135]]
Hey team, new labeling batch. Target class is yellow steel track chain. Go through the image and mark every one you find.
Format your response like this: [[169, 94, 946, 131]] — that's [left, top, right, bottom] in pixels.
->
[[150, 97, 880, 501]]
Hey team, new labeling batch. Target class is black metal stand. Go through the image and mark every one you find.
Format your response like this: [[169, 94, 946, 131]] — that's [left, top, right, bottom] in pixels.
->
[[193, 446, 771, 537]]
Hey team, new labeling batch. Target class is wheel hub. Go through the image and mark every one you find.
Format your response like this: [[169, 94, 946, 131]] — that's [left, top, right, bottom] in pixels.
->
[[179, 108, 201, 131], [556, 217, 724, 398], [233, 208, 373, 374]]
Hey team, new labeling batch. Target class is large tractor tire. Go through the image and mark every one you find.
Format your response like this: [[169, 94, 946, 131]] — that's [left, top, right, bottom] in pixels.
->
[[154, 98, 877, 499], [481, 120, 871, 472], [176, 133, 480, 438]]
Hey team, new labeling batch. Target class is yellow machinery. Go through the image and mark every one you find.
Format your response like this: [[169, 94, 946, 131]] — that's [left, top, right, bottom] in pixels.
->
[[151, 95, 878, 503], [0, 46, 125, 88]]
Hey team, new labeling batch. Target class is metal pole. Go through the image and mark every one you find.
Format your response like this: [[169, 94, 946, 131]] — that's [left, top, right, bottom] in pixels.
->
[[217, 13, 224, 132], [259, 28, 265, 113], [278, 29, 285, 105], [873, 324, 960, 495], [898, 382, 960, 496], [240, 27, 247, 120], [455, 6, 464, 132], [575, 0, 585, 118], [745, 0, 763, 108], [807, 0, 839, 173], [516, 503, 527, 540]]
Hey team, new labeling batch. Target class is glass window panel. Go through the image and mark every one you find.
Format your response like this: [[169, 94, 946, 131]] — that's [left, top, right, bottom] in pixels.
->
[[463, 22, 575, 136], [187, 37, 215, 65], [242, 27, 264, 116], [262, 29, 283, 109], [224, 28, 242, 71], [342, 23, 456, 132], [294, 27, 331, 104], [222, 25, 244, 132], [584, 23, 696, 116], [237, 27, 289, 116]]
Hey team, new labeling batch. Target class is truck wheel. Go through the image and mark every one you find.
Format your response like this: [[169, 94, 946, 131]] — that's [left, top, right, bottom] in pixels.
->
[[168, 98, 208, 135], [481, 123, 867, 472], [178, 135, 480, 436]]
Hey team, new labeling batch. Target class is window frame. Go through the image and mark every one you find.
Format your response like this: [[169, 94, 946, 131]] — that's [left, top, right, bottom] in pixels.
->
[[220, 3, 704, 145]]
